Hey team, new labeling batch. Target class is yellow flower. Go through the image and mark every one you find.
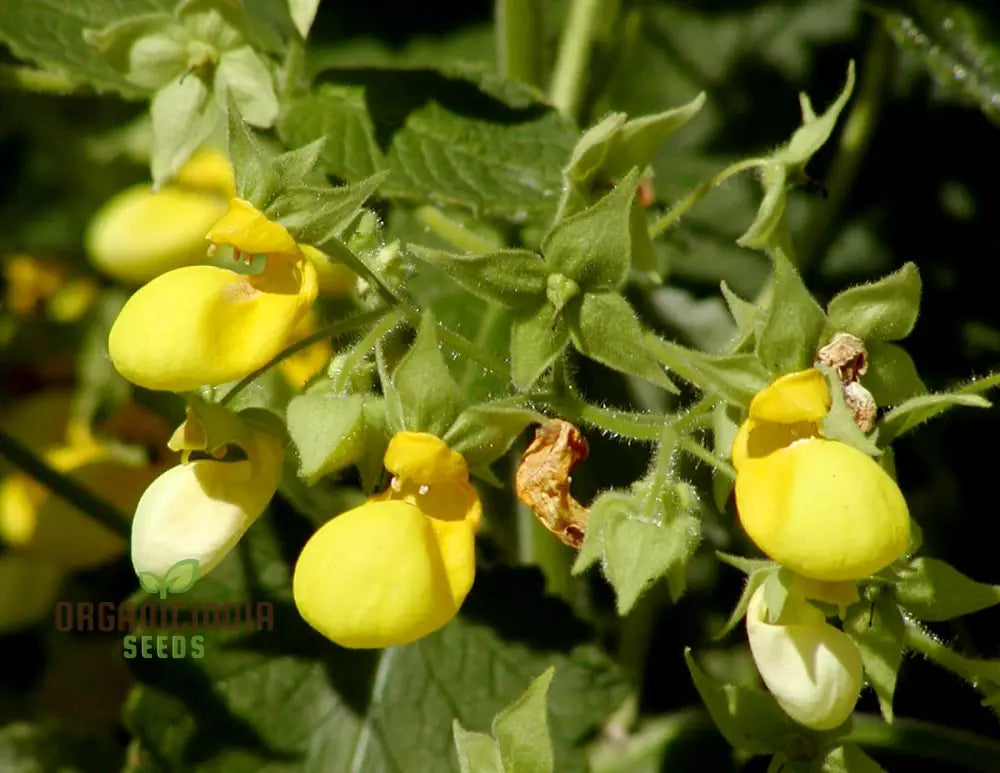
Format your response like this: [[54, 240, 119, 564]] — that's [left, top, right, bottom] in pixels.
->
[[130, 414, 283, 582], [279, 309, 333, 389], [86, 148, 234, 284], [732, 369, 909, 581], [293, 432, 481, 649], [746, 584, 862, 730], [108, 198, 318, 391]]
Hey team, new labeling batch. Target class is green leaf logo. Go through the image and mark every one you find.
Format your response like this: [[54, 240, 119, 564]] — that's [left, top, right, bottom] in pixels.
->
[[138, 559, 201, 600]]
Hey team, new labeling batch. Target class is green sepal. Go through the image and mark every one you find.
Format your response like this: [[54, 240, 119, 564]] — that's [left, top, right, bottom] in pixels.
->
[[895, 557, 1000, 622], [756, 247, 826, 373], [391, 315, 465, 436], [542, 169, 640, 292], [410, 247, 549, 307], [845, 592, 904, 723], [510, 302, 569, 391], [443, 401, 545, 472], [826, 262, 921, 342], [151, 72, 219, 188], [863, 341, 926, 407], [568, 292, 677, 392], [285, 393, 366, 484]]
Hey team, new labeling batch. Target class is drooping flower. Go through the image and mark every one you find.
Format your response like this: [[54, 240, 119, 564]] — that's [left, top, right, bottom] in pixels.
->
[[86, 148, 234, 284], [130, 410, 283, 582], [293, 432, 481, 649], [732, 369, 910, 581], [108, 197, 318, 391], [746, 584, 862, 730]]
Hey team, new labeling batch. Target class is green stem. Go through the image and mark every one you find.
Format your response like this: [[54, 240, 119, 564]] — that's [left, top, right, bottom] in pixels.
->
[[282, 36, 307, 96], [903, 618, 1000, 701], [678, 435, 736, 479], [331, 309, 405, 393], [549, 0, 604, 121], [648, 157, 769, 239], [0, 64, 84, 95], [798, 28, 892, 274], [413, 206, 502, 253], [848, 714, 1000, 773], [0, 432, 131, 540], [541, 391, 667, 440], [219, 307, 388, 405], [495, 0, 543, 87], [433, 323, 511, 379]]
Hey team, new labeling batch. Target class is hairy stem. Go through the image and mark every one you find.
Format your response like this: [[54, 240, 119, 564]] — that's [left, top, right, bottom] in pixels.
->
[[495, 0, 543, 87], [549, 0, 604, 121]]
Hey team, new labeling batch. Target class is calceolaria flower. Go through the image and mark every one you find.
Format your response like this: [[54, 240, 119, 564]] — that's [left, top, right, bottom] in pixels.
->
[[130, 411, 283, 582], [746, 584, 862, 730], [732, 369, 910, 581], [86, 148, 235, 284], [293, 432, 481, 649], [108, 197, 318, 391]]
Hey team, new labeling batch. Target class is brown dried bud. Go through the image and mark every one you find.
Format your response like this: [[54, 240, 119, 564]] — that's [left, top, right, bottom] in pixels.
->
[[515, 419, 589, 549], [843, 381, 877, 433], [816, 332, 868, 384]]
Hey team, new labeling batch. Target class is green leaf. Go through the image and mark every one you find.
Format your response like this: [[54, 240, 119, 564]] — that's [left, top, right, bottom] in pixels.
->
[[715, 568, 773, 640], [443, 402, 545, 471], [826, 263, 921, 341], [269, 173, 388, 246], [214, 46, 279, 128], [756, 247, 827, 373], [180, 394, 255, 453], [895, 557, 1000, 622], [286, 393, 366, 483], [820, 743, 887, 773], [684, 649, 798, 756], [137, 571, 162, 595], [568, 292, 677, 392], [227, 95, 281, 206], [863, 341, 927, 407], [124, 517, 629, 773], [410, 247, 549, 307], [453, 724, 503, 773], [287, 0, 321, 38], [150, 72, 219, 188], [0, 722, 122, 773], [163, 558, 200, 595], [543, 170, 639, 292], [493, 668, 556, 773], [876, 0, 1000, 126], [845, 593, 904, 722], [392, 315, 465, 436], [736, 163, 788, 250], [82, 13, 180, 90], [720, 280, 760, 342], [878, 391, 991, 442], [647, 338, 771, 407], [510, 303, 568, 391]]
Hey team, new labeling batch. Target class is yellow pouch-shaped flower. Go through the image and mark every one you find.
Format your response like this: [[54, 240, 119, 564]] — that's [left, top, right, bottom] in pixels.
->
[[130, 428, 283, 581], [293, 432, 480, 649], [733, 369, 909, 581], [746, 585, 862, 730]]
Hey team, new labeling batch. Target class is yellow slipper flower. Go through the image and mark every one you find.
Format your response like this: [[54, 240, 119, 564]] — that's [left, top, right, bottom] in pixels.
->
[[293, 432, 481, 649], [108, 198, 318, 391], [732, 369, 909, 581], [746, 584, 862, 730]]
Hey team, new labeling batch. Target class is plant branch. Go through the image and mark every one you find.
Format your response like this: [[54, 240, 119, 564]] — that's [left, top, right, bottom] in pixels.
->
[[495, 0, 543, 87], [849, 714, 1000, 772], [549, 0, 604, 121]]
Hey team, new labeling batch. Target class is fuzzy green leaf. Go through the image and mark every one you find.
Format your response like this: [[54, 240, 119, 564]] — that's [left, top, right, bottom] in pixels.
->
[[845, 593, 904, 722], [863, 341, 926, 407], [227, 96, 281, 206], [878, 391, 991, 441], [510, 303, 569, 391], [392, 316, 465, 436], [82, 13, 180, 89], [896, 557, 1000, 622], [215, 45, 278, 128], [286, 393, 366, 483], [411, 247, 549, 307], [151, 72, 219, 188], [647, 338, 771, 407], [715, 568, 774, 640], [269, 172, 388, 246], [493, 668, 556, 773], [756, 247, 827, 373], [453, 724, 504, 773], [444, 402, 545, 471], [826, 263, 921, 341]]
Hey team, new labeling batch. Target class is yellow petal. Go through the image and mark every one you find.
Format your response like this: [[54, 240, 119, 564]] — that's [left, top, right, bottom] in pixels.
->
[[108, 260, 318, 391], [731, 416, 818, 471], [0, 554, 62, 633], [748, 369, 830, 424], [412, 481, 481, 602], [735, 438, 910, 581], [384, 432, 469, 486], [86, 184, 228, 283], [206, 198, 299, 257], [293, 499, 474, 648], [747, 585, 862, 730], [174, 148, 236, 197]]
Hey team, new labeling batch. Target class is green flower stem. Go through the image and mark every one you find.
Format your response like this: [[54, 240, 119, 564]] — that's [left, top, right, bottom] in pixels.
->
[[903, 618, 1000, 701], [331, 309, 405, 393], [0, 431, 131, 540], [678, 436, 736, 480], [413, 206, 503, 253], [431, 323, 511, 380], [648, 157, 769, 239], [0, 64, 84, 95], [616, 584, 667, 686], [549, 0, 604, 121], [495, 0, 543, 87], [282, 36, 307, 95], [848, 713, 1000, 773], [219, 307, 388, 405], [541, 392, 667, 441], [798, 28, 892, 273]]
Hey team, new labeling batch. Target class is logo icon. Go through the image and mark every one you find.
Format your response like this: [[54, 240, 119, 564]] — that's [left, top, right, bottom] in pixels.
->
[[137, 559, 200, 599]]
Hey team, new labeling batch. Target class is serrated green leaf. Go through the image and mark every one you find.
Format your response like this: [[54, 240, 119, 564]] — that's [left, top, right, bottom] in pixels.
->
[[896, 557, 1000, 622], [215, 45, 278, 128], [878, 391, 991, 441], [444, 402, 544, 471], [227, 96, 281, 206], [286, 393, 367, 483], [410, 247, 549, 307], [756, 247, 826, 373], [820, 743, 887, 773], [863, 341, 926, 407], [272, 137, 326, 184], [269, 172, 388, 246], [493, 667, 556, 773], [393, 315, 465, 435], [569, 292, 677, 392], [684, 649, 797, 756], [845, 593, 904, 722], [151, 72, 219, 188], [543, 170, 639, 292], [163, 558, 200, 595], [827, 263, 921, 341], [510, 302, 568, 392], [453, 723, 504, 773]]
